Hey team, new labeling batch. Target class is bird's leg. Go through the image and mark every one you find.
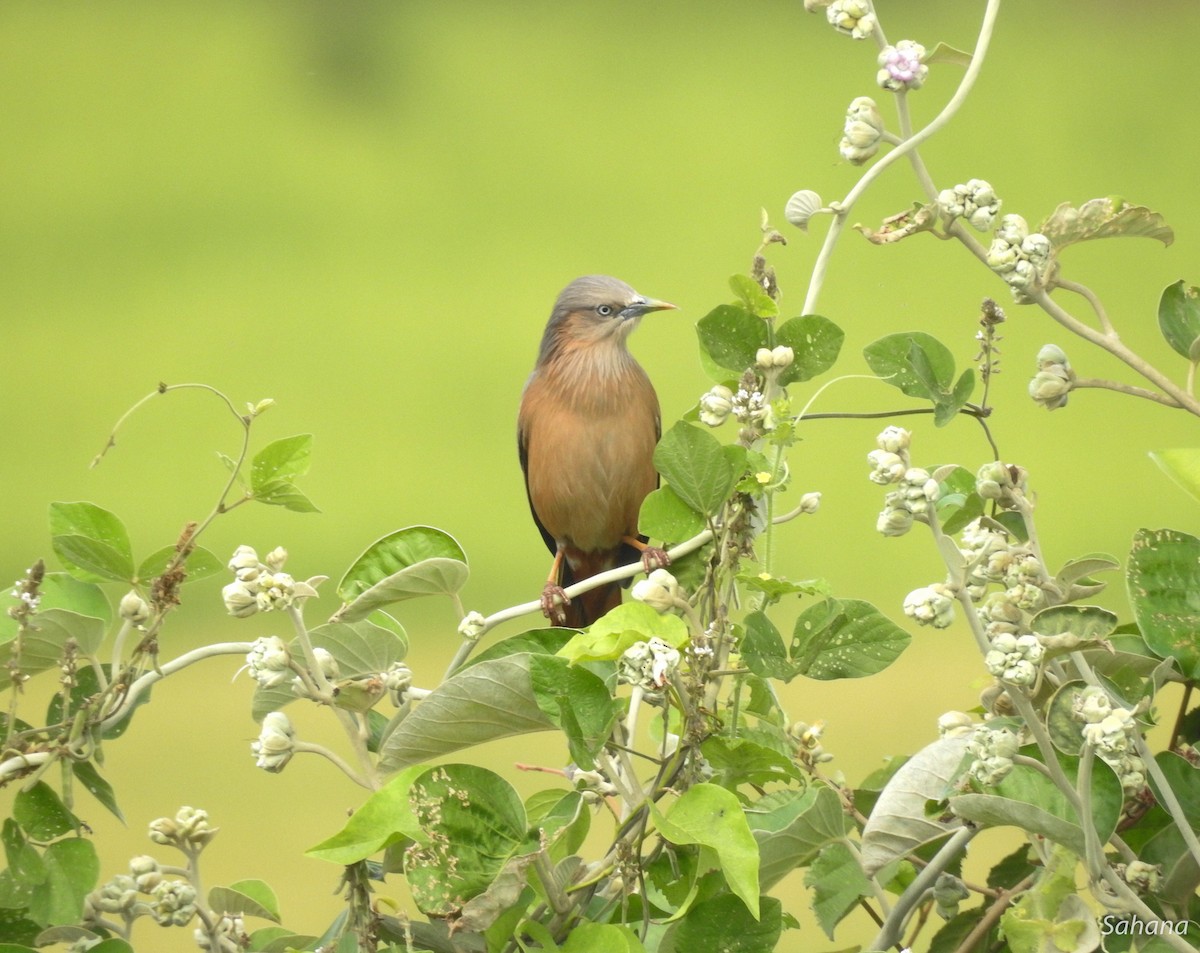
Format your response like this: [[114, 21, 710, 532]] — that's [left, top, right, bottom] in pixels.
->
[[541, 549, 570, 625], [622, 536, 671, 573]]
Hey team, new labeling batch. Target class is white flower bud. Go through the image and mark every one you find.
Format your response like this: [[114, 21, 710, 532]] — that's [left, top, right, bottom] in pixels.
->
[[755, 347, 775, 369], [631, 568, 681, 614], [227, 545, 260, 575], [902, 583, 956, 628], [995, 214, 1028, 245], [876, 426, 910, 454], [840, 96, 884, 165], [826, 0, 876, 39], [150, 880, 197, 927], [618, 636, 681, 690], [698, 385, 734, 427], [119, 590, 151, 626], [937, 711, 974, 737], [770, 345, 794, 368], [799, 492, 822, 514], [383, 661, 414, 705], [457, 610, 486, 639], [877, 504, 913, 537], [222, 580, 259, 618], [252, 712, 295, 773], [243, 636, 292, 689], [867, 449, 906, 485], [263, 546, 288, 572], [130, 855, 162, 892]]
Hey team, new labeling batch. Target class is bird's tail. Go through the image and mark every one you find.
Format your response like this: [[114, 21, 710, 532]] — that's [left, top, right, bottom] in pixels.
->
[[560, 547, 631, 628]]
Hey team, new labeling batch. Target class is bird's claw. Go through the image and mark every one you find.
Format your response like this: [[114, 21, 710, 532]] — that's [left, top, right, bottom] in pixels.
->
[[541, 584, 569, 626], [640, 547, 671, 573]]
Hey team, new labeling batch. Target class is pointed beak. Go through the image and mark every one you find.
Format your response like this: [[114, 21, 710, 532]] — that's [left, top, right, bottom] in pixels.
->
[[620, 297, 678, 320]]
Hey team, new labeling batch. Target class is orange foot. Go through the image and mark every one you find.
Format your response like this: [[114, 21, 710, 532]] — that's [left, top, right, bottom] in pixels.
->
[[541, 583, 569, 625]]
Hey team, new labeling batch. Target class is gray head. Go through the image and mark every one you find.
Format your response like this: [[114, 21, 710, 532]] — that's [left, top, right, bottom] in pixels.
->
[[537, 275, 676, 363]]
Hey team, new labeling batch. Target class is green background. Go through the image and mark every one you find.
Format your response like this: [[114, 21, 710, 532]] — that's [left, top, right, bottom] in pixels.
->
[[3, 1, 1199, 948]]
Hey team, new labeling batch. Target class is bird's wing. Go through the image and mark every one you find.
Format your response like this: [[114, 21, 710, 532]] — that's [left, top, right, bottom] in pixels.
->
[[517, 402, 558, 558]]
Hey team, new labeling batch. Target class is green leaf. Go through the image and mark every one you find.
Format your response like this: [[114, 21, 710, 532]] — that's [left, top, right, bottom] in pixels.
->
[[1039, 197, 1174, 249], [651, 783, 760, 917], [935, 368, 975, 427], [0, 609, 107, 678], [654, 422, 743, 518], [790, 598, 911, 680], [528, 655, 615, 770], [33, 574, 111, 627], [702, 736, 803, 790], [748, 787, 849, 890], [806, 841, 872, 938], [27, 839, 97, 927], [377, 655, 558, 773], [405, 764, 534, 917], [696, 304, 767, 378], [135, 544, 223, 585], [557, 602, 689, 664], [1156, 281, 1200, 360], [729, 274, 778, 318], [638, 485, 706, 543], [307, 765, 426, 864], [935, 466, 985, 535], [861, 734, 971, 876], [336, 526, 468, 621], [949, 755, 1122, 857], [1140, 752, 1200, 904], [740, 612, 795, 681], [1127, 528, 1200, 678], [13, 785, 77, 841], [775, 315, 844, 385], [673, 894, 782, 952], [48, 502, 134, 584], [209, 881, 280, 922], [1029, 605, 1117, 642], [250, 434, 312, 489], [1150, 448, 1200, 504], [863, 332, 955, 401], [561, 922, 648, 953], [461, 628, 577, 669], [253, 480, 320, 513], [71, 762, 123, 824]]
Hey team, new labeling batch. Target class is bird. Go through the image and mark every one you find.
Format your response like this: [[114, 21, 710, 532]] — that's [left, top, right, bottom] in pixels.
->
[[518, 275, 676, 628]]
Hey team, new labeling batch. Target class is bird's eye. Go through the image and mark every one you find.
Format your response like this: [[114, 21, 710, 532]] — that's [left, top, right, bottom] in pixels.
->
[[596, 304, 614, 317]]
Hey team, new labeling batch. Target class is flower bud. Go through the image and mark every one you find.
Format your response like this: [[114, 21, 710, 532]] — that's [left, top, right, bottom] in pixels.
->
[[770, 345, 794, 368], [263, 546, 288, 572], [458, 610, 487, 639], [826, 0, 876, 39], [876, 426, 910, 454], [243, 636, 292, 689], [799, 492, 822, 514], [130, 854, 162, 892], [222, 580, 258, 618], [877, 40, 927, 91], [119, 590, 151, 626], [699, 385, 734, 427], [631, 569, 681, 614], [252, 712, 295, 773], [867, 449, 906, 485], [227, 545, 260, 575], [840, 96, 884, 165], [937, 711, 974, 737], [151, 879, 197, 927], [902, 583, 956, 628], [383, 661, 414, 706]]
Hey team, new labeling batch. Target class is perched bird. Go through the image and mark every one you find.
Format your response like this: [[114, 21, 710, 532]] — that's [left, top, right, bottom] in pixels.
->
[[518, 275, 676, 627]]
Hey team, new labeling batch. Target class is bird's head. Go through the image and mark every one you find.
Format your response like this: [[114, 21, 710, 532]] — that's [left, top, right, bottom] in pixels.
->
[[538, 275, 676, 363]]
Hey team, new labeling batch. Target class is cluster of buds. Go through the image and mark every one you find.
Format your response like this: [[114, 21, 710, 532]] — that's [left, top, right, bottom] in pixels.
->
[[698, 372, 775, 437], [868, 427, 941, 538], [958, 520, 1014, 600], [150, 879, 198, 927], [987, 214, 1053, 302], [631, 569, 684, 614], [824, 0, 876, 39], [222, 545, 314, 618], [1073, 686, 1147, 797], [932, 873, 970, 920], [902, 582, 956, 629], [937, 179, 1001, 232], [148, 806, 218, 852], [983, 632, 1044, 687], [966, 724, 1020, 786], [756, 345, 794, 373], [1120, 860, 1163, 895], [840, 96, 884, 165], [242, 635, 293, 689], [975, 460, 1028, 510], [877, 40, 927, 91], [458, 610, 487, 640], [564, 764, 618, 802], [1028, 344, 1074, 411], [252, 712, 295, 773], [8, 561, 44, 625], [195, 914, 246, 953], [382, 660, 414, 706], [617, 637, 681, 692], [788, 719, 834, 767]]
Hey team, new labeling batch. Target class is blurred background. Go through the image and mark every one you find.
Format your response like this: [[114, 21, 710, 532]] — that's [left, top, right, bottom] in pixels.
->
[[3, 0, 1199, 948]]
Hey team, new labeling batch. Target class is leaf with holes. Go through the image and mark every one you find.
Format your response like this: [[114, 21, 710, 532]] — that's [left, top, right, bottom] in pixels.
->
[[1127, 528, 1200, 679]]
